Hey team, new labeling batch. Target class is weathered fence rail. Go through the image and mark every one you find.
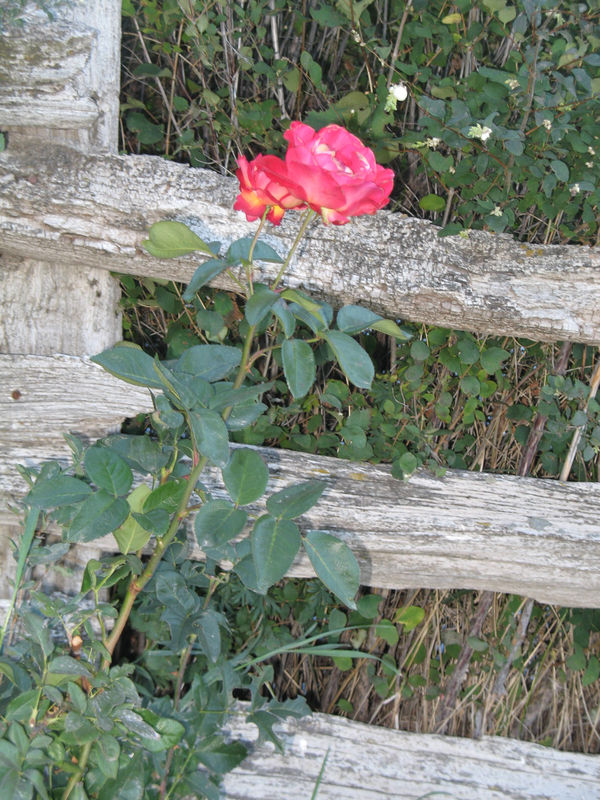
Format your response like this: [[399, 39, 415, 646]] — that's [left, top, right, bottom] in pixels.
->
[[2, 143, 600, 345], [1, 2, 599, 796], [2, 355, 600, 608], [222, 710, 600, 799]]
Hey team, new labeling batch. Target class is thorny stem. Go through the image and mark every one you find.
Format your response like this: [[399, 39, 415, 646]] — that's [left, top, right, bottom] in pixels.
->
[[158, 635, 196, 800], [271, 209, 316, 290], [102, 273, 263, 668], [61, 741, 92, 800]]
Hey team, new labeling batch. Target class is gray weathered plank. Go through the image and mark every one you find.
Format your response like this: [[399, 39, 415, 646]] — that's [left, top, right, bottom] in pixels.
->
[[222, 711, 600, 800], [1, 144, 600, 344], [2, 355, 599, 608], [0, 0, 121, 152]]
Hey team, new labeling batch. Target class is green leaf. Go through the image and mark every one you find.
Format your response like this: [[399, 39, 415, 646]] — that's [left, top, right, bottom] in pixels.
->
[[196, 736, 247, 773], [419, 194, 446, 212], [376, 619, 399, 646], [126, 111, 163, 145], [96, 752, 144, 800], [280, 289, 327, 327], [282, 339, 316, 398], [222, 448, 269, 505], [460, 375, 481, 396], [131, 509, 170, 535], [480, 346, 510, 374], [411, 340, 430, 361], [175, 344, 241, 382], [550, 159, 569, 182], [457, 338, 480, 364], [143, 221, 213, 259], [182, 259, 229, 301], [272, 298, 295, 338], [266, 480, 325, 519], [27, 475, 92, 509], [6, 689, 38, 723], [335, 0, 374, 21], [357, 593, 382, 619], [566, 644, 586, 671], [91, 343, 164, 389], [227, 237, 283, 263], [138, 710, 186, 752], [251, 515, 301, 592], [392, 452, 418, 479], [47, 656, 92, 678], [118, 709, 160, 740], [91, 735, 120, 780], [336, 305, 381, 334], [194, 499, 247, 547], [188, 409, 230, 466], [394, 605, 425, 631], [324, 330, 374, 389], [143, 480, 187, 512], [67, 492, 129, 543], [582, 656, 600, 687], [245, 284, 279, 326], [371, 319, 412, 340], [84, 447, 133, 497], [102, 435, 170, 475], [113, 485, 152, 554], [303, 531, 359, 609], [467, 636, 488, 652]]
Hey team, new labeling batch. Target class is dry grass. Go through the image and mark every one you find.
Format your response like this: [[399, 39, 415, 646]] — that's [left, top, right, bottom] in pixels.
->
[[272, 588, 600, 754]]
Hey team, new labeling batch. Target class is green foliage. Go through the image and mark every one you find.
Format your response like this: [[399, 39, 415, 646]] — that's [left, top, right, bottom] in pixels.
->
[[122, 0, 599, 246], [2, 214, 405, 796]]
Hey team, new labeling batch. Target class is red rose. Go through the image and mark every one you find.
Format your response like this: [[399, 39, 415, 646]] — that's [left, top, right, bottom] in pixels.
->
[[233, 154, 305, 226], [272, 122, 395, 225]]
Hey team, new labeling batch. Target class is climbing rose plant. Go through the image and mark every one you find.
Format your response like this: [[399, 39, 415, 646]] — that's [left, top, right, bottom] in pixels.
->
[[1, 123, 408, 800]]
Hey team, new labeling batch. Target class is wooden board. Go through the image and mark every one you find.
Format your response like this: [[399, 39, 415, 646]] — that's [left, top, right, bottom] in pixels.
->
[[1, 145, 600, 345], [0, 0, 121, 152], [2, 355, 599, 608], [222, 710, 600, 800]]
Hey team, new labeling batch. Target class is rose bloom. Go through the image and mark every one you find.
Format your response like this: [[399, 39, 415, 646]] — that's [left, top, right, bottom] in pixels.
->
[[233, 154, 305, 225], [265, 121, 394, 225]]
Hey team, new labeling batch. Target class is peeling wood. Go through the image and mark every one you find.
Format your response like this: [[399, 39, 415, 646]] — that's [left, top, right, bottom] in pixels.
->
[[1, 145, 599, 343], [0, 255, 121, 356], [222, 710, 600, 799], [2, 355, 599, 608], [0, 0, 121, 151]]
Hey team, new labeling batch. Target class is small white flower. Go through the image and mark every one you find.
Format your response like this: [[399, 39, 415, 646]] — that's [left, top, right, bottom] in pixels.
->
[[586, 161, 594, 169], [426, 137, 441, 149], [390, 83, 408, 102], [505, 79, 519, 90], [542, 119, 552, 131], [588, 146, 596, 155], [490, 205, 503, 217], [468, 124, 492, 142], [385, 83, 408, 112], [448, 166, 456, 174], [570, 183, 581, 195]]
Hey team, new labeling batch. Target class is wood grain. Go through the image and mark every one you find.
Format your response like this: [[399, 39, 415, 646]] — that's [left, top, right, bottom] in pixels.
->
[[1, 144, 600, 344], [2, 355, 599, 608], [222, 710, 600, 799]]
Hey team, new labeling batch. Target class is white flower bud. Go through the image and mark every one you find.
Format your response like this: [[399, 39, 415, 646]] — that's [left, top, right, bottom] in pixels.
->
[[390, 83, 408, 102]]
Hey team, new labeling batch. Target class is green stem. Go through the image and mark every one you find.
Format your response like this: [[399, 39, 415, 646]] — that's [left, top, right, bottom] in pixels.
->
[[102, 301, 260, 667], [271, 209, 315, 290], [0, 506, 39, 654], [61, 741, 92, 800], [102, 454, 207, 668], [245, 212, 267, 296]]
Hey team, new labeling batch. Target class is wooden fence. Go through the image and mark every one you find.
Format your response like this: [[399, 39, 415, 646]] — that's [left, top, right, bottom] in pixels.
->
[[1, 1, 599, 795]]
